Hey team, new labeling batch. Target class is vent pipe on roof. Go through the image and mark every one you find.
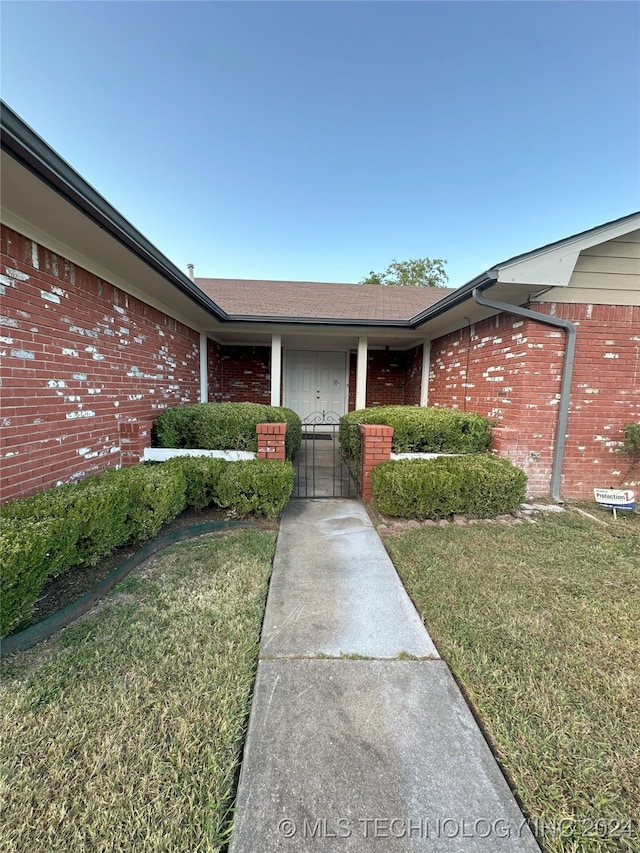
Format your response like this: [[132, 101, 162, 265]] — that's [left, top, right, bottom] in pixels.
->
[[187, 263, 195, 281]]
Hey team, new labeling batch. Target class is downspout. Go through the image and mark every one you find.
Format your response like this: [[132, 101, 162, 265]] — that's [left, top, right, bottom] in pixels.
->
[[472, 283, 577, 503]]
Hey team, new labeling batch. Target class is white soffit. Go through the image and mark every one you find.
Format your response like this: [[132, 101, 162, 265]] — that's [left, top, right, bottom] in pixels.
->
[[493, 215, 640, 287]]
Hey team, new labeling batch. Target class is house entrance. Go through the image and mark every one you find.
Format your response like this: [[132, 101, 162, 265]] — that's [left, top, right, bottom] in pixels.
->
[[291, 422, 360, 499], [284, 351, 358, 497], [284, 350, 347, 425]]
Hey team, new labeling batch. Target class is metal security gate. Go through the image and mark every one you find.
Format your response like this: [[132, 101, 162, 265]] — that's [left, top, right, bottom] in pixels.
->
[[292, 422, 360, 499]]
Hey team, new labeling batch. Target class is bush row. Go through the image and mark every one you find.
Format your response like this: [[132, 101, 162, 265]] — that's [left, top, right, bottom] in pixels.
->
[[340, 405, 493, 459], [371, 455, 527, 520], [153, 402, 302, 460], [1, 457, 293, 638]]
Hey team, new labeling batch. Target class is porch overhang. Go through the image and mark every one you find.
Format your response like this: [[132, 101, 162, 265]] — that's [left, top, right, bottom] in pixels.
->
[[1, 102, 228, 333], [201, 321, 431, 352]]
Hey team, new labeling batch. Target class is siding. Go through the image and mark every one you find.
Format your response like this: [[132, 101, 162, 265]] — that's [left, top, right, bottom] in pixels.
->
[[539, 230, 640, 306]]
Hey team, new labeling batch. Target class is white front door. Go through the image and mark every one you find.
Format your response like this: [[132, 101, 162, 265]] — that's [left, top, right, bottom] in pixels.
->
[[285, 351, 347, 423]]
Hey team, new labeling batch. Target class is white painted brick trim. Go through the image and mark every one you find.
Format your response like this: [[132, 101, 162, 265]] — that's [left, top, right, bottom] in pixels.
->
[[143, 447, 256, 463]]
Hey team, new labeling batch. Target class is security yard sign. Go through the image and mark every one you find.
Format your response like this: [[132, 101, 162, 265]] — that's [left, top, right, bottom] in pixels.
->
[[594, 488, 636, 519]]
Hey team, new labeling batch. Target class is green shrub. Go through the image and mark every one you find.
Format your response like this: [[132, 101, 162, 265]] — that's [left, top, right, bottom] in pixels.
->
[[0, 463, 188, 637], [160, 456, 228, 510], [120, 464, 188, 540], [0, 516, 75, 636], [1, 454, 294, 638], [216, 460, 294, 517], [371, 454, 527, 519], [2, 476, 131, 567], [153, 402, 302, 460], [621, 422, 640, 455], [340, 406, 493, 462]]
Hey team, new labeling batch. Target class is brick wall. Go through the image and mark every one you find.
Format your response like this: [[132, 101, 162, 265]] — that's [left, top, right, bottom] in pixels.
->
[[0, 225, 201, 502], [207, 338, 222, 401], [404, 344, 423, 405], [429, 304, 640, 498], [348, 348, 423, 411], [536, 302, 639, 498], [366, 350, 407, 407], [218, 345, 270, 403], [348, 352, 357, 411], [256, 422, 286, 460], [360, 423, 393, 502]]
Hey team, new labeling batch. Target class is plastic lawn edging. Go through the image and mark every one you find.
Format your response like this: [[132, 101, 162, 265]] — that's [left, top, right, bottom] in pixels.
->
[[0, 457, 293, 637], [0, 521, 255, 656]]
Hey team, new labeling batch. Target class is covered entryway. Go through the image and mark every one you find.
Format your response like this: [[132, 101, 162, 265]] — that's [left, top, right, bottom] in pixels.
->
[[284, 350, 357, 497], [291, 423, 360, 499], [284, 350, 347, 425]]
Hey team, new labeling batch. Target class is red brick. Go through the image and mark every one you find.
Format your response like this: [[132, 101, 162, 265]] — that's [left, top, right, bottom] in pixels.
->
[[431, 305, 640, 499], [1, 224, 201, 500]]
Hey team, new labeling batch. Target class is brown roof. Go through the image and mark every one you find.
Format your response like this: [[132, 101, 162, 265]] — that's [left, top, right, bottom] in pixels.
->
[[194, 278, 454, 323]]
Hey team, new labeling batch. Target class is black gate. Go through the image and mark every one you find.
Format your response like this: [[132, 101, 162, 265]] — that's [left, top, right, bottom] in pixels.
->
[[291, 421, 360, 499]]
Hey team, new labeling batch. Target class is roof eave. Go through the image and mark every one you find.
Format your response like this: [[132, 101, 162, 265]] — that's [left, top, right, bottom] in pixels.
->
[[493, 211, 640, 273], [223, 313, 414, 328], [0, 101, 229, 322], [409, 272, 496, 328]]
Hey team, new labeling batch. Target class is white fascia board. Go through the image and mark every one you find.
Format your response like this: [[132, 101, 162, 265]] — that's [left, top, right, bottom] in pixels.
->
[[1, 208, 212, 333], [494, 215, 640, 287]]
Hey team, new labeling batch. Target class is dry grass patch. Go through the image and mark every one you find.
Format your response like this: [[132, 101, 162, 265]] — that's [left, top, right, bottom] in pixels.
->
[[383, 508, 639, 853], [0, 529, 276, 853]]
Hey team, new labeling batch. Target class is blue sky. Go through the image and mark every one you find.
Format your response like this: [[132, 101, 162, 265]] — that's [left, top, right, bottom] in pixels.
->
[[1, 1, 638, 288]]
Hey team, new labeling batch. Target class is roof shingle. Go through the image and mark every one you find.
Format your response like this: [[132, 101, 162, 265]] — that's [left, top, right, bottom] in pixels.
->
[[194, 278, 454, 322]]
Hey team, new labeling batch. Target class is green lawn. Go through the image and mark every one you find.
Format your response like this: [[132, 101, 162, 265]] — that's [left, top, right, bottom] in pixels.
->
[[0, 528, 276, 853], [383, 506, 639, 853]]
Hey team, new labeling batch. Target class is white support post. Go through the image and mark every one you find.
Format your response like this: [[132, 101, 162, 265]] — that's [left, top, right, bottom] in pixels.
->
[[271, 334, 282, 406], [199, 332, 208, 403], [420, 341, 431, 407], [356, 335, 368, 410]]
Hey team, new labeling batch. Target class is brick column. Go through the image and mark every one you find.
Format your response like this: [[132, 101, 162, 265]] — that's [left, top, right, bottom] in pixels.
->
[[360, 424, 393, 502], [490, 426, 519, 458], [118, 419, 151, 466], [256, 423, 287, 461]]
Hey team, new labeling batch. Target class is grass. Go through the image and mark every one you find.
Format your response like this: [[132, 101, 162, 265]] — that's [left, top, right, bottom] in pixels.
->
[[0, 528, 276, 853], [382, 505, 640, 853]]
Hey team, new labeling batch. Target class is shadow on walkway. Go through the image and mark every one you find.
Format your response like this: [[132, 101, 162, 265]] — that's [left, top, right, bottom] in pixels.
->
[[229, 499, 540, 852]]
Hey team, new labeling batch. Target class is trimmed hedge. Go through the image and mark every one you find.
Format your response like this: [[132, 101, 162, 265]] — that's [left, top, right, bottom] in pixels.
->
[[153, 402, 302, 460], [0, 517, 72, 643], [1, 457, 293, 638], [170, 457, 229, 510], [215, 459, 296, 517], [371, 455, 527, 520], [163, 456, 294, 518], [340, 406, 493, 458]]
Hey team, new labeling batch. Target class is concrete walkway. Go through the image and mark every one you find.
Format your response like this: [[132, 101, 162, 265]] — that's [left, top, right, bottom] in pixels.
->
[[229, 500, 540, 852]]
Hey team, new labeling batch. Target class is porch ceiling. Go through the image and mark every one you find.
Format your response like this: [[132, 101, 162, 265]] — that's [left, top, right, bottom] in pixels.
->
[[206, 324, 433, 351]]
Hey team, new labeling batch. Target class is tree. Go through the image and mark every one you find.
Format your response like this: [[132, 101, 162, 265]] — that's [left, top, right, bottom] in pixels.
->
[[361, 257, 448, 287]]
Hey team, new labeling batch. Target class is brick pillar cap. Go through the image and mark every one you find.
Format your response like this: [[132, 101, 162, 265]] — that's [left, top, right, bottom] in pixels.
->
[[256, 422, 287, 434], [360, 423, 394, 436]]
